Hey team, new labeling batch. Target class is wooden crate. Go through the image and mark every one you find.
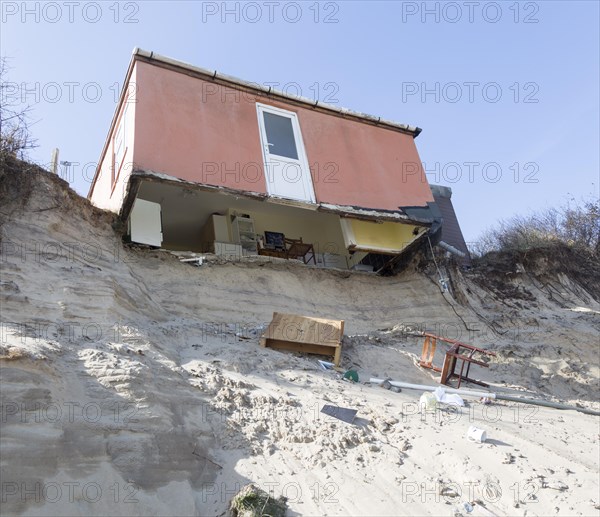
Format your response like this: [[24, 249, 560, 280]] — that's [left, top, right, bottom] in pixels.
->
[[260, 312, 344, 366]]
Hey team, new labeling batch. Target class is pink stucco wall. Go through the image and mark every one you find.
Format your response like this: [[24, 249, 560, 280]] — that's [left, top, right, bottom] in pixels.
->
[[89, 67, 137, 212], [121, 60, 434, 211]]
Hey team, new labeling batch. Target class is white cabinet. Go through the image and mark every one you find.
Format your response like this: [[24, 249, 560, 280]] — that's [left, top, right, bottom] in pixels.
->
[[232, 216, 257, 255], [129, 198, 163, 247], [200, 214, 230, 253]]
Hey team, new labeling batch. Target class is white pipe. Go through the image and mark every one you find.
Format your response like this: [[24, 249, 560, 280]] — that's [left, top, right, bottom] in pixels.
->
[[496, 394, 600, 416], [439, 240, 467, 258], [370, 379, 600, 416], [370, 378, 496, 399]]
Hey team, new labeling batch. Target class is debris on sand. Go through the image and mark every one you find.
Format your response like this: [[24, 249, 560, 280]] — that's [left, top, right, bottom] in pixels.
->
[[229, 483, 288, 517]]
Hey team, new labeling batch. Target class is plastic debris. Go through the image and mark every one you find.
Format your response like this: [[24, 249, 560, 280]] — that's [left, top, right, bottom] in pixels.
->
[[318, 360, 335, 370], [419, 391, 438, 411], [434, 386, 465, 407], [343, 370, 359, 383], [467, 425, 487, 443], [380, 378, 392, 390], [321, 404, 357, 424]]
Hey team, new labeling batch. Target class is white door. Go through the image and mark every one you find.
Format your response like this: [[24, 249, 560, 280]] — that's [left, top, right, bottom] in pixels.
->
[[256, 103, 315, 203]]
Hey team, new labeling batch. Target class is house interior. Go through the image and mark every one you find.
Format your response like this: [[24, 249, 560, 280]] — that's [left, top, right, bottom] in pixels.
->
[[128, 179, 428, 272]]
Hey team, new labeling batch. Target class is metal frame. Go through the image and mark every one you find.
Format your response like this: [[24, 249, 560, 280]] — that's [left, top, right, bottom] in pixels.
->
[[418, 332, 496, 388]]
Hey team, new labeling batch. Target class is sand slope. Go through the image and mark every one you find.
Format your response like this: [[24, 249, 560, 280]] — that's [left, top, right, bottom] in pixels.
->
[[1, 164, 598, 516]]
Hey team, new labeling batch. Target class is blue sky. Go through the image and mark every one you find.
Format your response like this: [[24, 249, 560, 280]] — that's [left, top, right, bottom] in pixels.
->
[[2, 0, 599, 243]]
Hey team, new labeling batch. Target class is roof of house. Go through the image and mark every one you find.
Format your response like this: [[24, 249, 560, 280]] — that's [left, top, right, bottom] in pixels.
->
[[132, 48, 422, 137], [430, 185, 472, 264]]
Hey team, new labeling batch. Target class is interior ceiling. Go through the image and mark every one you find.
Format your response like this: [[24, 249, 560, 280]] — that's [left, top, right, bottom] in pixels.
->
[[136, 180, 332, 232], [134, 180, 424, 263]]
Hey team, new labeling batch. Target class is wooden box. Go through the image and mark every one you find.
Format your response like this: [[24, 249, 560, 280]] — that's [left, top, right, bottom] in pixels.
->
[[260, 312, 344, 366]]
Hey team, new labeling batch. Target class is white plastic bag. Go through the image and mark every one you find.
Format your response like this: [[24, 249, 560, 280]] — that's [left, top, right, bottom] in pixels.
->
[[434, 386, 465, 407]]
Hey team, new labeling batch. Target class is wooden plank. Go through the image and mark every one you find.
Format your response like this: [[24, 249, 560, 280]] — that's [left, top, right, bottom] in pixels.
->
[[440, 353, 453, 385], [419, 335, 437, 368], [423, 332, 497, 356], [333, 346, 341, 367], [257, 248, 287, 259], [262, 338, 340, 360], [445, 352, 489, 368]]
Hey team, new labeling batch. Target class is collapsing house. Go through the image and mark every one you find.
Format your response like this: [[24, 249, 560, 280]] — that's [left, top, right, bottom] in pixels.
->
[[88, 49, 467, 273]]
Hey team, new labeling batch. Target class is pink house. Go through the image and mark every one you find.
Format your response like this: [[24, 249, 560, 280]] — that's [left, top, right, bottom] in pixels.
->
[[88, 49, 442, 273]]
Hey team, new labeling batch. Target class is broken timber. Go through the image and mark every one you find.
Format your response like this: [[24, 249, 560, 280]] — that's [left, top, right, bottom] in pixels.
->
[[260, 312, 344, 366]]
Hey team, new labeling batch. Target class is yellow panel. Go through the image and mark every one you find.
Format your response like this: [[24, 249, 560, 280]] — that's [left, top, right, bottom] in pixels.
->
[[347, 219, 423, 253]]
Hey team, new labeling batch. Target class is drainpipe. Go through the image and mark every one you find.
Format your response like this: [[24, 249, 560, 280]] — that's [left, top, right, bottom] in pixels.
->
[[370, 378, 600, 416], [370, 378, 495, 399], [438, 241, 466, 258]]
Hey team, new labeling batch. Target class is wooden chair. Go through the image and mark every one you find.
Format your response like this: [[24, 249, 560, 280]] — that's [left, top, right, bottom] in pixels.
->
[[418, 332, 496, 388], [285, 237, 317, 265]]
